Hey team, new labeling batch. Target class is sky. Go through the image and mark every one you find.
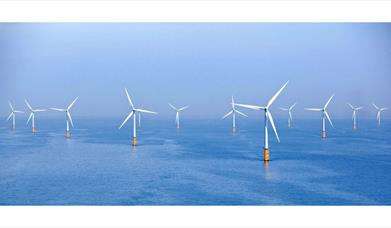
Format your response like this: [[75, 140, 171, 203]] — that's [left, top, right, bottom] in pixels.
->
[[0, 23, 390, 119]]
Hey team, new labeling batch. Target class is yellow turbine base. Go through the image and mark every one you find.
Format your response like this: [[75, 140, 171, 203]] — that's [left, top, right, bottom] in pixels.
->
[[264, 148, 269, 162], [66, 130, 70, 139], [132, 137, 137, 146]]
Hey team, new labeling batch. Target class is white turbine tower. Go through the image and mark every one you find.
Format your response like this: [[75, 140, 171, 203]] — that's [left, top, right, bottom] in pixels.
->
[[119, 88, 157, 146], [236, 81, 289, 162], [373, 103, 389, 126], [25, 99, 47, 133], [279, 102, 297, 128], [305, 94, 334, 140], [347, 103, 363, 130], [50, 97, 78, 138], [6, 102, 24, 129], [169, 103, 189, 128], [222, 96, 247, 133]]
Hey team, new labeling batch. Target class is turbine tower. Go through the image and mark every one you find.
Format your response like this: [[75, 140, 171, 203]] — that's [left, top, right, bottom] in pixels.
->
[[6, 102, 24, 129], [119, 88, 157, 146], [305, 94, 334, 140], [279, 102, 297, 128], [50, 97, 78, 138], [169, 103, 189, 128], [347, 103, 363, 130], [222, 96, 247, 133], [25, 99, 47, 133], [236, 81, 289, 162], [373, 103, 389, 126]]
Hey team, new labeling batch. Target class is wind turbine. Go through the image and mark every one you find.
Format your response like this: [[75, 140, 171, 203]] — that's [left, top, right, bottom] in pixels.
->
[[6, 102, 24, 129], [279, 102, 297, 128], [347, 103, 363, 130], [373, 103, 389, 126], [119, 88, 157, 146], [25, 99, 47, 133], [235, 81, 289, 162], [305, 94, 334, 140], [222, 96, 247, 133], [169, 103, 189, 128], [50, 97, 78, 138]]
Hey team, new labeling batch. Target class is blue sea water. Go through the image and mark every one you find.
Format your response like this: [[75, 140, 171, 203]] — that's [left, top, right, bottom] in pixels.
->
[[0, 117, 390, 205]]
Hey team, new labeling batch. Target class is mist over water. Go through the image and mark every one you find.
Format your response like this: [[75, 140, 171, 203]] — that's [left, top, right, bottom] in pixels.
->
[[1, 118, 390, 205]]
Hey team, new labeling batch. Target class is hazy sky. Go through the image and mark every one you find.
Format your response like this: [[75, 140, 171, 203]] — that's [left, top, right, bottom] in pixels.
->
[[0, 23, 390, 119]]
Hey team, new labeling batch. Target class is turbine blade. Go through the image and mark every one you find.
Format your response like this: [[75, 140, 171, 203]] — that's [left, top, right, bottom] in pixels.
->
[[67, 97, 79, 110], [67, 112, 74, 128], [373, 103, 379, 110], [235, 103, 264, 110], [235, 110, 248, 117], [135, 109, 157, 114], [6, 112, 13, 121], [14, 111, 24, 113], [25, 99, 33, 111], [119, 111, 134, 129], [324, 111, 333, 127], [8, 101, 14, 111], [26, 113, 33, 125], [267, 81, 289, 108], [347, 103, 354, 110], [279, 107, 288, 111], [34, 109, 47, 112], [290, 102, 297, 110], [169, 103, 177, 110], [178, 106, 189, 111], [324, 94, 334, 109], [50, 108, 66, 112], [222, 110, 233, 119], [124, 88, 135, 109], [377, 111, 380, 121], [267, 112, 280, 143], [305, 108, 322, 111], [381, 107, 389, 111], [289, 111, 293, 121]]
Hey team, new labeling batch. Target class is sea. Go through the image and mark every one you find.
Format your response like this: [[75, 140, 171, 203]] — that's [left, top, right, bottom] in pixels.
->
[[0, 117, 390, 205]]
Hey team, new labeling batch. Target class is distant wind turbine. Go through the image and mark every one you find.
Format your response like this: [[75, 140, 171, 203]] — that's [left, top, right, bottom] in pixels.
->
[[50, 97, 78, 138], [119, 88, 157, 146], [347, 103, 363, 130], [25, 99, 46, 133], [222, 96, 247, 133], [6, 102, 24, 129], [279, 102, 297, 128], [235, 81, 289, 162], [169, 103, 189, 128], [305, 94, 334, 140], [373, 103, 388, 126]]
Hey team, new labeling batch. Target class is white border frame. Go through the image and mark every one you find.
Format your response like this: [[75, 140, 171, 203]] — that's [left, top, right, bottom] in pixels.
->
[[0, 1, 391, 228]]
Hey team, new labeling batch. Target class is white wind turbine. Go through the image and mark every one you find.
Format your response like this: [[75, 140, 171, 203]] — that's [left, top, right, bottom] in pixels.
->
[[169, 103, 189, 128], [373, 103, 389, 126], [50, 97, 79, 138], [279, 102, 297, 128], [222, 96, 247, 133], [25, 99, 47, 133], [6, 102, 24, 129], [236, 81, 289, 162], [119, 88, 157, 146], [305, 94, 334, 140], [347, 103, 363, 130]]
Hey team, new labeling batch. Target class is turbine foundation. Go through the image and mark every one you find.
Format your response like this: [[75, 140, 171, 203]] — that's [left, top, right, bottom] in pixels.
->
[[264, 148, 269, 162], [232, 127, 236, 134], [32, 128, 37, 133], [66, 130, 70, 139], [322, 131, 326, 140], [132, 137, 137, 146]]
